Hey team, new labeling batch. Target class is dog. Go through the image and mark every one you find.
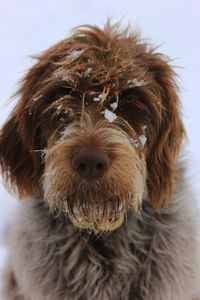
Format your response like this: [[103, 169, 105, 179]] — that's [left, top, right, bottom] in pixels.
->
[[0, 21, 199, 300]]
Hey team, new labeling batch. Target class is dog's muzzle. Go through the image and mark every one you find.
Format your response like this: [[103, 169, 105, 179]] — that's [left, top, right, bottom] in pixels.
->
[[43, 121, 146, 233], [70, 149, 124, 231]]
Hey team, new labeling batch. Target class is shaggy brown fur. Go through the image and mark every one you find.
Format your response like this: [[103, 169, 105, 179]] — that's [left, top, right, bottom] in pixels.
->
[[0, 21, 199, 299]]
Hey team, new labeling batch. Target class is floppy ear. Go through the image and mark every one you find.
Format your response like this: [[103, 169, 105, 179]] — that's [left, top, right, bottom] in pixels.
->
[[0, 59, 49, 198], [146, 56, 186, 210], [0, 113, 40, 197], [0, 41, 75, 198]]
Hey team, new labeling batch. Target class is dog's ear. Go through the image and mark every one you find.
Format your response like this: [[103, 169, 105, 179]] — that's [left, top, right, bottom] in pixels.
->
[[0, 59, 48, 198], [145, 55, 186, 210], [0, 113, 42, 197]]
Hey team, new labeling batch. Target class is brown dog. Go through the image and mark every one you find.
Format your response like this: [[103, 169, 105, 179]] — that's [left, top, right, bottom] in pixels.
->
[[0, 21, 199, 299]]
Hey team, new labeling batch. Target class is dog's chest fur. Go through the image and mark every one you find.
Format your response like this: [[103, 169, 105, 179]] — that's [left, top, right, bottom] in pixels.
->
[[6, 171, 199, 300]]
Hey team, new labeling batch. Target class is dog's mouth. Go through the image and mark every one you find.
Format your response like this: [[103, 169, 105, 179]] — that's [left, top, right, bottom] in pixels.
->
[[65, 200, 126, 232], [68, 212, 125, 231]]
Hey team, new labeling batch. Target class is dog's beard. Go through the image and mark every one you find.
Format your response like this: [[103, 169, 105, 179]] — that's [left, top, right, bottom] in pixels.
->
[[43, 157, 145, 232], [43, 124, 146, 232], [44, 176, 144, 232]]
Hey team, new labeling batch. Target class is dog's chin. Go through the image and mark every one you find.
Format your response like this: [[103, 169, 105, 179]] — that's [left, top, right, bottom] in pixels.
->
[[68, 213, 125, 232]]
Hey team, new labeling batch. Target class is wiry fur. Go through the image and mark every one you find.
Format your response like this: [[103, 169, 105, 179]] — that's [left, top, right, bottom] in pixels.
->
[[2, 170, 200, 300], [0, 21, 199, 299]]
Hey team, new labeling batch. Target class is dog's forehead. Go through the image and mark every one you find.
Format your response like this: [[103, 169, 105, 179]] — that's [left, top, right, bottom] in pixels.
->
[[46, 46, 151, 117], [41, 26, 152, 96], [52, 45, 149, 93]]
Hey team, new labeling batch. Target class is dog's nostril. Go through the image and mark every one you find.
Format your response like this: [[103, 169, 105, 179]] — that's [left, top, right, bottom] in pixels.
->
[[72, 150, 110, 179], [78, 163, 86, 170], [96, 163, 104, 170]]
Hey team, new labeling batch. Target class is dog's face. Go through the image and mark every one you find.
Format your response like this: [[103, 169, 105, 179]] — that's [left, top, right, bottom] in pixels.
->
[[0, 22, 185, 232]]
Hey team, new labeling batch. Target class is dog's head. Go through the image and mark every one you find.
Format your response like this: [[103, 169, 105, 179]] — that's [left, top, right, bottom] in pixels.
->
[[0, 22, 185, 232]]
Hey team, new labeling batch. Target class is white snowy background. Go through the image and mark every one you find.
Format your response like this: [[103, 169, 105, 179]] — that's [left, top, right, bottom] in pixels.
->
[[0, 0, 199, 295]]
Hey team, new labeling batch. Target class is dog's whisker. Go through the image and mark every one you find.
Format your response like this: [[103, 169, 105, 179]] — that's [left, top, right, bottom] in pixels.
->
[[30, 150, 44, 153]]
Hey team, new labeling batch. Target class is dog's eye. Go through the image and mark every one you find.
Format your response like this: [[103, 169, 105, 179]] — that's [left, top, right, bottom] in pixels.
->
[[116, 90, 149, 132], [116, 92, 137, 120], [56, 107, 75, 122]]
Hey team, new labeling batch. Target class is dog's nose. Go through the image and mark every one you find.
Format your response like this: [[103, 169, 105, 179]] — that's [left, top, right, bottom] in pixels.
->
[[72, 150, 110, 179]]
